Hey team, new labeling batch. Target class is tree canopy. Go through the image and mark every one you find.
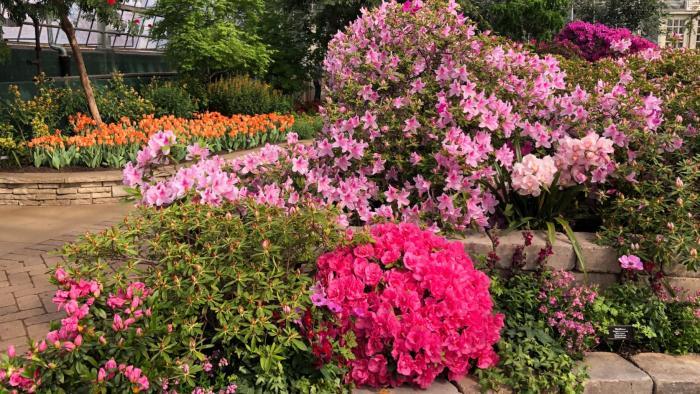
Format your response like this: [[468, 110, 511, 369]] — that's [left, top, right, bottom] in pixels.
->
[[149, 0, 272, 82]]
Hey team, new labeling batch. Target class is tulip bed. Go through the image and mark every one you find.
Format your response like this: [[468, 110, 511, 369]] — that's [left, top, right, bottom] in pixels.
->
[[25, 112, 294, 169]]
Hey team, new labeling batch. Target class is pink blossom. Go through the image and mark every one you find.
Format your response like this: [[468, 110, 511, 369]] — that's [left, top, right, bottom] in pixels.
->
[[619, 254, 643, 271]]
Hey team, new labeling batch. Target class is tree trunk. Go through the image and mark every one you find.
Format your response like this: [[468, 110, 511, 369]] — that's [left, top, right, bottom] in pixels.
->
[[59, 14, 103, 124], [313, 78, 321, 102], [30, 15, 42, 76]]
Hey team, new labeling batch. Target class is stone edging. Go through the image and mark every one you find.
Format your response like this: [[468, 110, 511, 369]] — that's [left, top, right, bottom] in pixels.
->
[[457, 231, 700, 291], [353, 352, 700, 393]]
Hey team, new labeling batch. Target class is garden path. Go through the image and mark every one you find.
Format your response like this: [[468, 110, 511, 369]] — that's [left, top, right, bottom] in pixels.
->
[[0, 203, 134, 352]]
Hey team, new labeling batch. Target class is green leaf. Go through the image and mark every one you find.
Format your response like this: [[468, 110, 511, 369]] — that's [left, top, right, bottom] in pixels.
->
[[555, 217, 586, 278], [546, 222, 557, 246]]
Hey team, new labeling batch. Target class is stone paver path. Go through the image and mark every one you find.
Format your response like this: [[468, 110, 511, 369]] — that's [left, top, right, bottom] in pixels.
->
[[0, 204, 133, 353]]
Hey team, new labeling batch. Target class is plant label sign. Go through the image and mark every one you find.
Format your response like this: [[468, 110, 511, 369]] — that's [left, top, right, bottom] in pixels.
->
[[607, 325, 634, 341]]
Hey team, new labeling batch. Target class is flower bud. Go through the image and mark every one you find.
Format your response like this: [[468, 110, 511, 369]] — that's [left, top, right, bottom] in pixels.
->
[[677, 198, 684, 206], [676, 177, 684, 188], [667, 222, 675, 231], [691, 249, 698, 258]]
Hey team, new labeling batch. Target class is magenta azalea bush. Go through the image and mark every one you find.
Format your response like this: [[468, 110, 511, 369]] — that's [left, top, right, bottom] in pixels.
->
[[312, 222, 503, 388], [126, 0, 676, 236], [555, 21, 657, 61]]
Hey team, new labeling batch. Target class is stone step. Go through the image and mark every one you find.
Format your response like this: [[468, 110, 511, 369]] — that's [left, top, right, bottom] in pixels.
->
[[583, 352, 652, 394], [630, 353, 700, 394]]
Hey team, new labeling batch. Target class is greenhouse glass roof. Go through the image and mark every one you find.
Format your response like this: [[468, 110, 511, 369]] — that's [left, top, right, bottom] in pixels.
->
[[1, 1, 164, 50]]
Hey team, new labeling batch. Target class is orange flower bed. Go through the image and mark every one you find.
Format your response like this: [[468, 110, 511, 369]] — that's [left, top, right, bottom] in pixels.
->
[[27, 112, 294, 169], [28, 112, 294, 149]]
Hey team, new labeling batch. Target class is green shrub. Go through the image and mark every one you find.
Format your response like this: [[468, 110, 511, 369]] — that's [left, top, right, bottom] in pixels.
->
[[0, 122, 26, 167], [207, 75, 292, 116], [94, 74, 155, 123], [141, 80, 199, 118], [4, 77, 63, 139], [53, 74, 155, 125], [289, 114, 322, 140], [0, 201, 351, 393], [592, 282, 700, 354]]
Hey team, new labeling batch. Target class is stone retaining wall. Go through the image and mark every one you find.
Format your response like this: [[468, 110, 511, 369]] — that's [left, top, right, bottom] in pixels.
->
[[0, 171, 128, 206], [357, 352, 700, 394], [0, 146, 278, 207], [458, 231, 700, 293]]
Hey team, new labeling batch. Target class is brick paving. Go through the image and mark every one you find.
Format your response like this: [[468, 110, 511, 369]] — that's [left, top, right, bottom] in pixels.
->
[[0, 215, 128, 354]]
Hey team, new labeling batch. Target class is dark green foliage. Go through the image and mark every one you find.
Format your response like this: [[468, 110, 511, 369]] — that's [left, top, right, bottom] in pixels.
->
[[476, 272, 587, 393], [475, 0, 572, 41], [0, 40, 9, 65], [573, 0, 666, 37], [207, 75, 293, 116], [141, 80, 199, 118]]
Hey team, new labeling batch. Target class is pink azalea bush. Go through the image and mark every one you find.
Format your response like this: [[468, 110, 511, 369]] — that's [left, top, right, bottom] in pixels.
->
[[0, 202, 354, 393], [0, 268, 154, 393], [312, 222, 503, 388], [126, 0, 675, 235], [555, 21, 657, 61]]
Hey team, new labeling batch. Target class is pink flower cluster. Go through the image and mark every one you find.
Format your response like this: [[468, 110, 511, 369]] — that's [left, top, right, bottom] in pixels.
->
[[538, 271, 599, 353], [97, 359, 150, 391], [0, 346, 36, 391], [0, 267, 158, 393], [314, 223, 503, 388], [107, 282, 152, 332], [511, 154, 556, 196], [47, 268, 102, 352], [556, 21, 657, 61], [123, 129, 178, 190], [555, 134, 615, 186], [619, 254, 644, 271]]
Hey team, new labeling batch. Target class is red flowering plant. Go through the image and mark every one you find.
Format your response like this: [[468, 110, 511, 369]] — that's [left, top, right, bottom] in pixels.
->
[[311, 222, 504, 389]]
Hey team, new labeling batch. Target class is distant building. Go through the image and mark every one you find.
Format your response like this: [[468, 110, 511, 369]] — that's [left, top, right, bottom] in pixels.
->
[[658, 0, 700, 48]]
